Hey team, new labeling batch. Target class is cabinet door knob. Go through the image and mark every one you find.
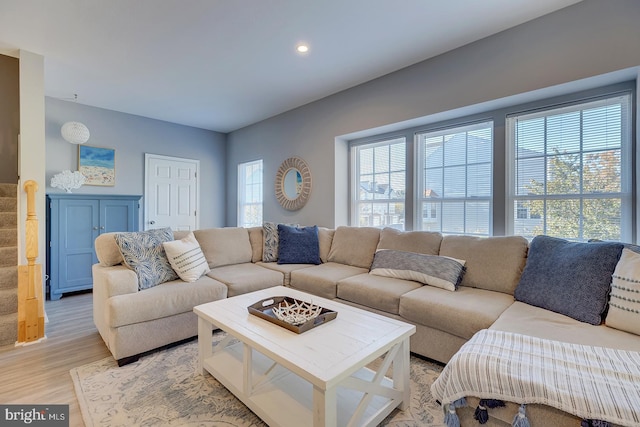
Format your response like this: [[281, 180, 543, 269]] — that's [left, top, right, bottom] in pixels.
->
[[100, 226, 105, 230], [93, 226, 99, 230]]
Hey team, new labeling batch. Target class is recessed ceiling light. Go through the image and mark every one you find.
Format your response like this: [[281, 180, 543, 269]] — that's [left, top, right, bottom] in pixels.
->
[[296, 44, 309, 54]]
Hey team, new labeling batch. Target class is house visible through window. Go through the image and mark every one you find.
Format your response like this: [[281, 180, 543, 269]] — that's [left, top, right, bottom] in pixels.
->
[[416, 121, 493, 236], [237, 159, 263, 227], [351, 138, 406, 229], [507, 93, 631, 241]]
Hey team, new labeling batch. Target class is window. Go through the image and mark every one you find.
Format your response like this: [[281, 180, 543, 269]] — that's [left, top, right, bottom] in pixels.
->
[[237, 160, 263, 227], [351, 138, 406, 229], [507, 93, 632, 241], [347, 82, 634, 241], [416, 121, 493, 236]]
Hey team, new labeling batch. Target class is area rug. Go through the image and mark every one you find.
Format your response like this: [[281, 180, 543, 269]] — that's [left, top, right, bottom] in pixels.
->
[[71, 332, 445, 426]]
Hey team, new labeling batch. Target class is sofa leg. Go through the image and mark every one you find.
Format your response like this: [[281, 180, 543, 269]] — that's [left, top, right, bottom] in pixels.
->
[[115, 336, 198, 367], [117, 355, 140, 366]]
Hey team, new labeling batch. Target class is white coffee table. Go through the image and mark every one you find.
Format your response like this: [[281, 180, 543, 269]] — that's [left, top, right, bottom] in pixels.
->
[[194, 286, 416, 427]]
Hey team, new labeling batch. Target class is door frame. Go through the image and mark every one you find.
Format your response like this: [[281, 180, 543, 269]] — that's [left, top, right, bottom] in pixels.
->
[[144, 153, 201, 231]]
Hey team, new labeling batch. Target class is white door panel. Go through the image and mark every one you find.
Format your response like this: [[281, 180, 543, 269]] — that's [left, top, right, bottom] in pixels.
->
[[145, 154, 199, 231]]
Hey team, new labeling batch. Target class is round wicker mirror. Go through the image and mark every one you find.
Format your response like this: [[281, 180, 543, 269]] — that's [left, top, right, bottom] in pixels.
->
[[275, 157, 311, 210]]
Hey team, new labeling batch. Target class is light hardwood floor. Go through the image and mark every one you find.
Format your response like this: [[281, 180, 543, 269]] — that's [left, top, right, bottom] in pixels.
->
[[0, 292, 111, 427]]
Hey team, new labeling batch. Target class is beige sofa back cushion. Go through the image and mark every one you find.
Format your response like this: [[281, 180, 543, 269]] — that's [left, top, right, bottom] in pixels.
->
[[247, 226, 264, 263], [377, 227, 442, 255], [95, 232, 124, 266], [95, 230, 193, 267], [194, 227, 252, 268], [318, 227, 335, 263], [327, 226, 380, 268], [439, 235, 528, 295]]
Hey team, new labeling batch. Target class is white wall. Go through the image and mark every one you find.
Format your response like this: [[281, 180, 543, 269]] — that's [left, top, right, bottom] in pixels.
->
[[18, 50, 46, 266], [45, 98, 227, 228], [226, 0, 640, 228]]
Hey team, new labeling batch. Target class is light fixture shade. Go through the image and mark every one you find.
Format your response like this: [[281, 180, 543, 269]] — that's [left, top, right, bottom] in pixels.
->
[[61, 121, 90, 144]]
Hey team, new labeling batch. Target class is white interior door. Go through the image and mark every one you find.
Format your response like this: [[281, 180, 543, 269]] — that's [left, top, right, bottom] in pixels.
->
[[145, 153, 199, 231]]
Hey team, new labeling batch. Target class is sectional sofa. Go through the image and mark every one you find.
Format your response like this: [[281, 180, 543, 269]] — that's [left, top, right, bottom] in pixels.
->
[[92, 225, 640, 426]]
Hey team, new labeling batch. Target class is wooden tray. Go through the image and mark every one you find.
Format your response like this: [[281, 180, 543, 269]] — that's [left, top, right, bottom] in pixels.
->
[[248, 296, 337, 334]]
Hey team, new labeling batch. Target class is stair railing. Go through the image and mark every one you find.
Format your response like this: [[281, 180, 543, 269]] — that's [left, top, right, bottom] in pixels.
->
[[17, 180, 45, 343]]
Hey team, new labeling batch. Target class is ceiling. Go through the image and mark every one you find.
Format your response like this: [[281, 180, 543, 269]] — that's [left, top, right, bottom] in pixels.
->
[[0, 0, 583, 133]]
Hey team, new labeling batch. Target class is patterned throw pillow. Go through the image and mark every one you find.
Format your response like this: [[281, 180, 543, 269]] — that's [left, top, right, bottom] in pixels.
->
[[262, 222, 298, 262], [114, 228, 178, 290], [606, 248, 640, 335], [277, 224, 321, 265], [162, 232, 210, 282], [369, 249, 465, 291], [262, 222, 280, 262]]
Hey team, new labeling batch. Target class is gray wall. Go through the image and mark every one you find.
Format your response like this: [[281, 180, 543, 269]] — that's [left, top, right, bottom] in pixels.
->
[[46, 97, 227, 228], [226, 0, 640, 228], [0, 54, 19, 183]]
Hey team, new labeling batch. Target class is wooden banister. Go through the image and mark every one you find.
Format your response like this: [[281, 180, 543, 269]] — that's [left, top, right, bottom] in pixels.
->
[[17, 180, 45, 343]]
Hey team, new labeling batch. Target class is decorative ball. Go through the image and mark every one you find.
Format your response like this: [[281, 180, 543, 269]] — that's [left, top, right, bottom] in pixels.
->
[[61, 122, 90, 144]]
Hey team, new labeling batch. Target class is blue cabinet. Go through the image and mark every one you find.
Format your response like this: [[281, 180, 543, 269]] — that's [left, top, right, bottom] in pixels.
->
[[47, 194, 141, 300]]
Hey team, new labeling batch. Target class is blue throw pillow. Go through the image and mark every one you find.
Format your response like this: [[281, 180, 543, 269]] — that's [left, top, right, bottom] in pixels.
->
[[277, 224, 321, 265], [514, 235, 623, 325]]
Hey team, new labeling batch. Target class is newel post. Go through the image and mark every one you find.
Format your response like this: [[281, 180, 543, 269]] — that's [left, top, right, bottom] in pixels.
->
[[17, 180, 45, 343]]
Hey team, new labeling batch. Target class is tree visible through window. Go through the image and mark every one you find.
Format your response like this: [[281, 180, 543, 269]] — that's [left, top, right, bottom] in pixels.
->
[[508, 93, 631, 241]]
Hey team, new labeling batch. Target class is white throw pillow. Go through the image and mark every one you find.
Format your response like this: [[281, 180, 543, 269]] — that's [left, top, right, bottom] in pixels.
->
[[162, 232, 210, 282], [606, 248, 640, 335]]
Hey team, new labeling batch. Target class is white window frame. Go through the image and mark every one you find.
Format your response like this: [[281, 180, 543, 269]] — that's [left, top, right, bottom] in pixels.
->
[[237, 159, 263, 227], [350, 137, 407, 229], [415, 121, 493, 236], [506, 93, 632, 241]]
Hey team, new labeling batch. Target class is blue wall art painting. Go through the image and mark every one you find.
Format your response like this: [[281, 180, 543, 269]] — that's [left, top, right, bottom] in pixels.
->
[[78, 145, 115, 186]]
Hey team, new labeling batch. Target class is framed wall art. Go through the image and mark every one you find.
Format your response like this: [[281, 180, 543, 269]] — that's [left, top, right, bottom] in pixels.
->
[[78, 145, 115, 186]]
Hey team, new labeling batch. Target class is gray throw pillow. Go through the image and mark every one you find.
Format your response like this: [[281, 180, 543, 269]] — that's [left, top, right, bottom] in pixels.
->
[[369, 249, 465, 291], [114, 228, 178, 290], [514, 235, 623, 325]]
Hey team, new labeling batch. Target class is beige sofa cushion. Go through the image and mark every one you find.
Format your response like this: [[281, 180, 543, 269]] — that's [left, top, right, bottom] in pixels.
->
[[95, 232, 124, 266], [206, 263, 283, 297], [327, 226, 380, 268], [491, 301, 640, 352], [377, 227, 442, 255], [257, 262, 313, 286], [337, 273, 422, 315], [107, 275, 228, 328], [248, 226, 263, 263], [290, 262, 368, 299], [194, 227, 252, 268], [318, 227, 334, 263], [399, 285, 514, 340], [439, 235, 528, 294]]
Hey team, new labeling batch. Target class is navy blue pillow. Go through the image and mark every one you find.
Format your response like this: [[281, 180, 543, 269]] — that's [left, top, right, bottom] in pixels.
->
[[277, 224, 321, 265], [514, 235, 623, 325]]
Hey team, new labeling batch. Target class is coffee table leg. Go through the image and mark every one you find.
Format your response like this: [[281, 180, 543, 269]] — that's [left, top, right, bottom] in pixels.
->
[[313, 385, 337, 427], [392, 338, 411, 410], [243, 343, 253, 396], [197, 317, 213, 375]]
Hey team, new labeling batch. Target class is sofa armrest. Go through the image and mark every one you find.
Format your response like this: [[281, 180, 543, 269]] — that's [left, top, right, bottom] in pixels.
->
[[92, 264, 138, 298]]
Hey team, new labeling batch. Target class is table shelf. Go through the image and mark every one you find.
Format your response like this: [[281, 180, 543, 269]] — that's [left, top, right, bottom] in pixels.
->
[[203, 341, 396, 427]]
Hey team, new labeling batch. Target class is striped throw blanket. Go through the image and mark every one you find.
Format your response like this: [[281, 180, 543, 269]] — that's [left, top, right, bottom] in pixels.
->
[[431, 329, 640, 426]]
